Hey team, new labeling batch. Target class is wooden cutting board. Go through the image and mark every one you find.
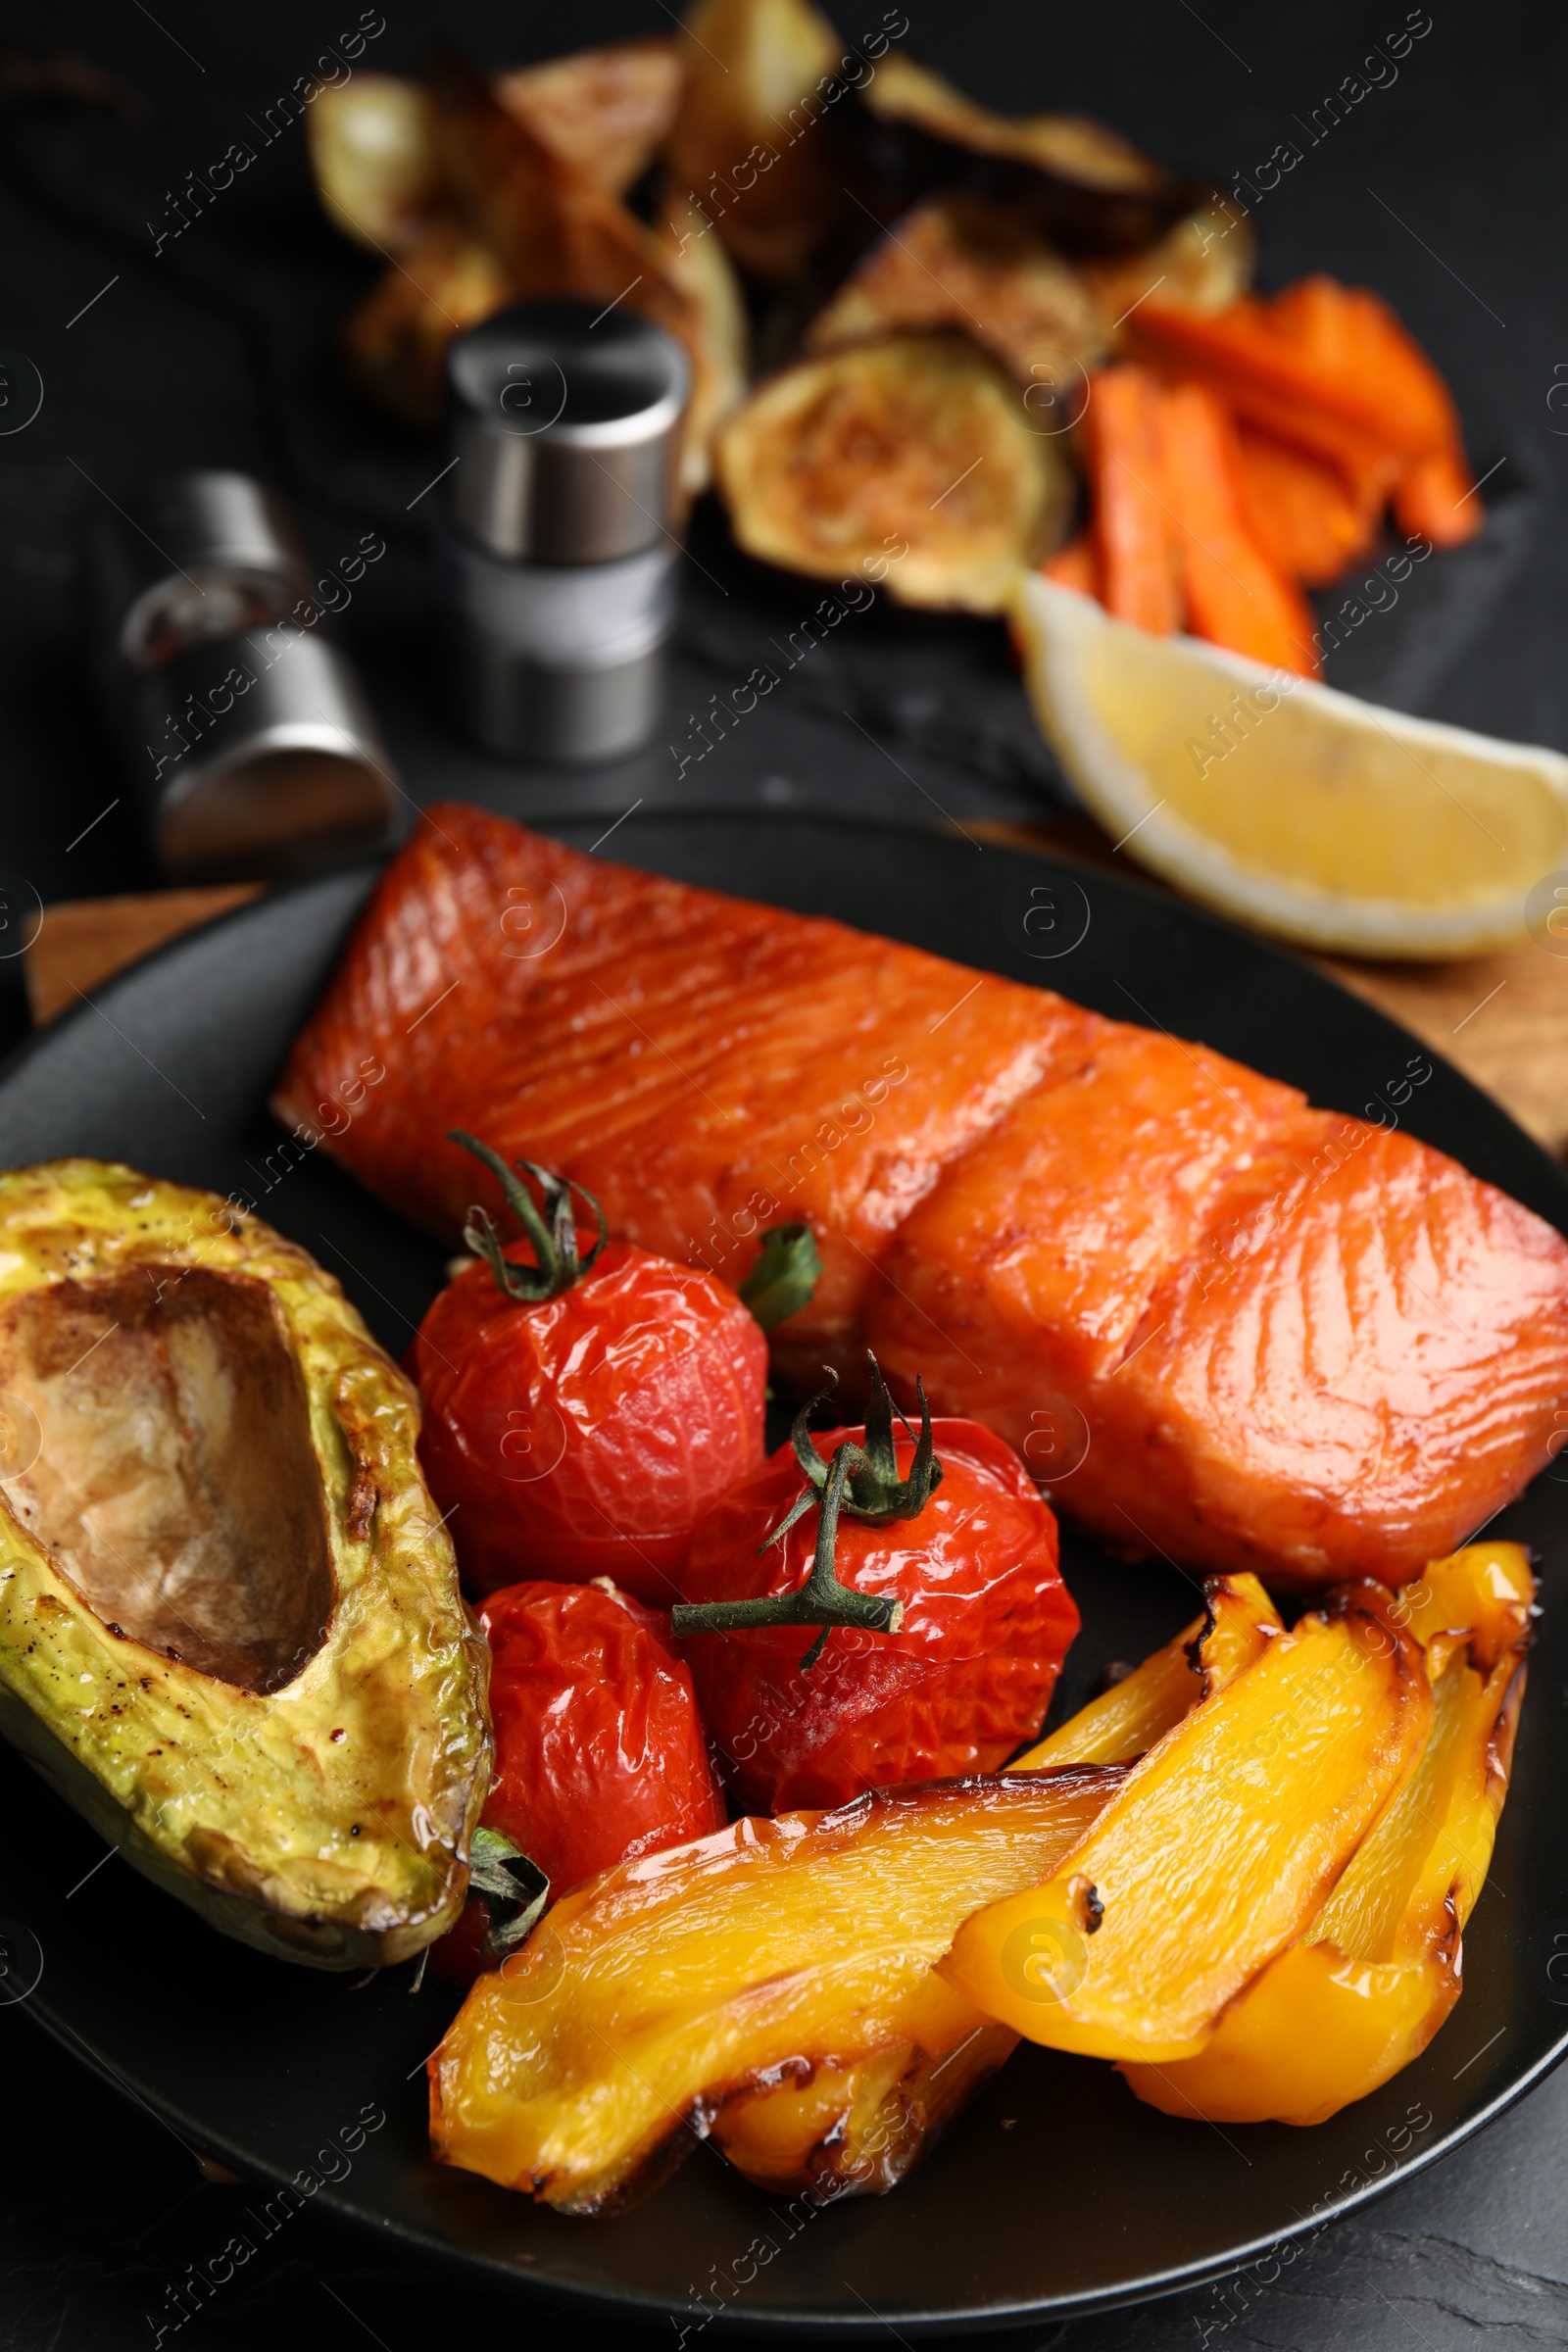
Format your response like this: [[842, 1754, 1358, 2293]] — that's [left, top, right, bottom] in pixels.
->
[[24, 845, 1568, 1161], [25, 885, 264, 1027]]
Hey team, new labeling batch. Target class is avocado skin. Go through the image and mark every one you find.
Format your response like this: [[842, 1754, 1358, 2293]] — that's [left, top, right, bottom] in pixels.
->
[[0, 1160, 493, 1970]]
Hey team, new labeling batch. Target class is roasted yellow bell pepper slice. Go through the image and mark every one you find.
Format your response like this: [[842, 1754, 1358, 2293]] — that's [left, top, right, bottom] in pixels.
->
[[430, 1574, 1274, 2209], [1393, 1536, 1535, 1672], [710, 1570, 1282, 2194], [1012, 1572, 1282, 1771], [430, 1767, 1119, 2212], [708, 1984, 1016, 2196], [1122, 1543, 1533, 2124], [940, 1585, 1432, 2063]]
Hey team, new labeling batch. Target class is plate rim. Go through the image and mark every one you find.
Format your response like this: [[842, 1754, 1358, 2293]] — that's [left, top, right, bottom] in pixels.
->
[[18, 1978, 1568, 2339]]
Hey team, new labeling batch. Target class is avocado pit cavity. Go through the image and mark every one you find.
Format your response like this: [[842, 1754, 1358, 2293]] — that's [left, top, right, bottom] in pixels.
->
[[0, 1265, 334, 1692]]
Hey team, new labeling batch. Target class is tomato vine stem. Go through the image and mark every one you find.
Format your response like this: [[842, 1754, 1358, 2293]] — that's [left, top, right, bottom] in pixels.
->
[[450, 1129, 607, 1303], [671, 1354, 939, 1669], [672, 1443, 905, 1669]]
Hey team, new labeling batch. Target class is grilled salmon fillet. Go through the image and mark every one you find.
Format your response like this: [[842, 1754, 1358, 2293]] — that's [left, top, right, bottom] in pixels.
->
[[275, 804, 1568, 1587], [866, 1088, 1568, 1586], [272, 805, 1106, 1384]]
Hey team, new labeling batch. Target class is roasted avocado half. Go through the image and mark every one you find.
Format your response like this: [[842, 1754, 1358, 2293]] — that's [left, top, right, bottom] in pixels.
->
[[0, 1160, 492, 1969]]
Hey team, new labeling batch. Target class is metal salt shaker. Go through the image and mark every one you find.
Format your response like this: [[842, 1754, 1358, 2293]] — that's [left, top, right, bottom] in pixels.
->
[[85, 470, 396, 879], [438, 298, 690, 764]]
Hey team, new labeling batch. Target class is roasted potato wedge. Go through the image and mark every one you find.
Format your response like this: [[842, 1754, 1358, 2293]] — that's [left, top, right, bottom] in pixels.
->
[[306, 74, 446, 256], [942, 1584, 1433, 2062], [715, 333, 1072, 611], [1125, 1544, 1534, 2125], [430, 1768, 1122, 2213], [665, 0, 846, 284], [341, 220, 514, 428], [495, 36, 684, 198], [807, 192, 1109, 391]]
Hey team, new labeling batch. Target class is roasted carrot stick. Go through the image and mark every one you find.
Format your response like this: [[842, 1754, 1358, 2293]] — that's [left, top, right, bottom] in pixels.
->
[[1302, 285, 1485, 545], [1393, 444, 1485, 548], [1043, 533, 1102, 596], [1234, 425, 1381, 587], [1158, 381, 1320, 675], [1132, 341, 1403, 508], [1270, 276, 1462, 448], [1291, 280, 1487, 536], [1080, 365, 1181, 633], [1133, 289, 1449, 458], [1265, 273, 1354, 363]]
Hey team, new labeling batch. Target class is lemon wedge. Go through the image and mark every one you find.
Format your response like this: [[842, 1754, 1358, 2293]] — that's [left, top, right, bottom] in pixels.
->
[[1013, 574, 1568, 958]]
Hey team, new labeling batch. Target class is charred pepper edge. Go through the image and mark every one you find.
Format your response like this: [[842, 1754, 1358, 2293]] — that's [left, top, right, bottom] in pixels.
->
[[449, 1129, 608, 1304]]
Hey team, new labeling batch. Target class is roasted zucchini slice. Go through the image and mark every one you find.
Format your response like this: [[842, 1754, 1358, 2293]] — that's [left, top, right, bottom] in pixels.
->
[[1081, 202, 1258, 341], [428, 55, 699, 395], [342, 220, 514, 429], [808, 192, 1109, 387], [656, 185, 751, 494], [716, 333, 1072, 611], [310, 40, 685, 265], [846, 53, 1207, 254], [0, 1162, 491, 1969], [494, 36, 685, 197]]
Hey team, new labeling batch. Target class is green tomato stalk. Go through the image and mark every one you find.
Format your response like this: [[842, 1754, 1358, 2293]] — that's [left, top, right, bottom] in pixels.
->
[[450, 1129, 607, 1303], [670, 1354, 942, 1670]]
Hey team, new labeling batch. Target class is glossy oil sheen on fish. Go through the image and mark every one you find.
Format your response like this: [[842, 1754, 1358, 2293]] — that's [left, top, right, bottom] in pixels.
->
[[273, 805, 1568, 1586]]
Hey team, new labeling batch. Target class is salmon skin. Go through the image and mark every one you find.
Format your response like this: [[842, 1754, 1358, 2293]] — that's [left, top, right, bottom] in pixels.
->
[[275, 804, 1568, 1588], [272, 804, 1106, 1386]]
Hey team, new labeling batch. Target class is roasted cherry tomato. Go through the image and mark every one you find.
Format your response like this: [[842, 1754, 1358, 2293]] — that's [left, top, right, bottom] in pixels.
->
[[675, 1368, 1079, 1813], [411, 1136, 768, 1603], [479, 1579, 726, 1885], [429, 1577, 726, 1983]]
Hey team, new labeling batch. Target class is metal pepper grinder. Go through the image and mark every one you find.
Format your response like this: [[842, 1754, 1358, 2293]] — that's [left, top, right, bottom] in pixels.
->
[[438, 299, 691, 764], [84, 471, 396, 880]]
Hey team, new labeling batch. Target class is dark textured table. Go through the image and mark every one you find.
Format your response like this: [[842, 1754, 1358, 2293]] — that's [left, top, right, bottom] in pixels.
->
[[2, 2, 1566, 2345]]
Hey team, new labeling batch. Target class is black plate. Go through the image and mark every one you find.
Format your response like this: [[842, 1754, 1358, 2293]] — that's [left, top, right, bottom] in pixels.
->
[[2, 812, 1566, 2338]]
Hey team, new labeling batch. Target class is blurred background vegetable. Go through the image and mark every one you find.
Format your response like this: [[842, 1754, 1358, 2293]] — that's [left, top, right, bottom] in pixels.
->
[[303, 0, 1483, 640]]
